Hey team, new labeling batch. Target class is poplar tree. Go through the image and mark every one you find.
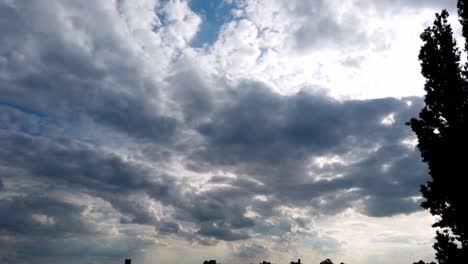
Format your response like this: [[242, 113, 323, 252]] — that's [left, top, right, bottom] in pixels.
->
[[408, 2, 468, 263]]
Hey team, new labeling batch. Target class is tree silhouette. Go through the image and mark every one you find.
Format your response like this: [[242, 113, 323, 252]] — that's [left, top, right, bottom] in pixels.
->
[[203, 260, 218, 264], [290, 259, 301, 264], [318, 259, 345, 264], [408, 1, 468, 263], [413, 261, 436, 264], [319, 259, 334, 264]]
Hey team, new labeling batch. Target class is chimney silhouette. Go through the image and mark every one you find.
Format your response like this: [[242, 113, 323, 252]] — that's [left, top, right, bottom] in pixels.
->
[[125, 259, 131, 264]]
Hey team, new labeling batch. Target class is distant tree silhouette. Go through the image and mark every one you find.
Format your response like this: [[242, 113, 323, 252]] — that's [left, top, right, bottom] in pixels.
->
[[413, 261, 436, 264], [290, 259, 301, 264], [259, 261, 271, 264], [408, 1, 468, 263], [203, 260, 218, 264], [319, 259, 333, 264]]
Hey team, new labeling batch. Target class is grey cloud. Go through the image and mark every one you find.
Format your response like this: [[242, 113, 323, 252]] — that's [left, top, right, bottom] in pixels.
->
[[0, 131, 174, 198], [341, 55, 365, 68], [258, 0, 457, 53], [0, 77, 429, 261], [294, 12, 367, 51], [188, 81, 426, 217], [0, 0, 436, 261], [197, 222, 250, 241], [165, 70, 216, 124], [303, 235, 344, 254], [0, 130, 251, 245], [157, 221, 181, 234], [2, 234, 153, 264], [0, 194, 153, 263], [0, 131, 171, 232], [361, 196, 422, 217], [267, 0, 368, 51], [88, 92, 178, 143], [234, 242, 267, 258], [0, 131, 182, 234], [0, 131, 170, 261], [169, 186, 258, 240], [366, 0, 456, 10], [254, 218, 293, 237], [194, 82, 419, 165], [0, 195, 95, 237], [0, 1, 178, 143]]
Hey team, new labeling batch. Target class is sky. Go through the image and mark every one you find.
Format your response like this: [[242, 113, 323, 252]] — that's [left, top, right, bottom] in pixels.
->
[[0, 0, 461, 263]]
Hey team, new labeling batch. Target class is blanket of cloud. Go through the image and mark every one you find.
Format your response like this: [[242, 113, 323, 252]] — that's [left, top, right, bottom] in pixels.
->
[[0, 0, 457, 263]]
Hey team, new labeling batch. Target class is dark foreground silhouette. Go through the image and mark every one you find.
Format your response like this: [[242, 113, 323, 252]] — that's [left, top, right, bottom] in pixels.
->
[[124, 259, 346, 264], [203, 258, 346, 264]]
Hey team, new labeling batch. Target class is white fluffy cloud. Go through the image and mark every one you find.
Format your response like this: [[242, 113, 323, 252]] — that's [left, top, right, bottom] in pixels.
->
[[203, 0, 458, 98]]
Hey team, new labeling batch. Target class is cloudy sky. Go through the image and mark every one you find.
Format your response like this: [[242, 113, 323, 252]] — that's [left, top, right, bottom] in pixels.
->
[[0, 0, 460, 263]]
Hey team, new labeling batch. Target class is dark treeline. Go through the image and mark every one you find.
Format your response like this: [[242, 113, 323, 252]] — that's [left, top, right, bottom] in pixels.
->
[[202, 260, 344, 264], [123, 259, 345, 264]]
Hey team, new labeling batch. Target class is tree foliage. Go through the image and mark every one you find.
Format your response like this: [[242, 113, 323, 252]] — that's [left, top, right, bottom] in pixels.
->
[[408, 1, 468, 263]]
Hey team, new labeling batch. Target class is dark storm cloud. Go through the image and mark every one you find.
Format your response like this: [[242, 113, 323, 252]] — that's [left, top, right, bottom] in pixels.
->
[[189, 81, 426, 217], [0, 195, 95, 237], [326, 143, 427, 217], [0, 80, 429, 260], [0, 191, 154, 262], [166, 182, 259, 241], [194, 82, 418, 166], [0, 131, 172, 196], [197, 222, 250, 241], [1, 224, 154, 264], [0, 130, 178, 221], [0, 104, 55, 135], [0, 130, 250, 244], [0, 130, 173, 261]]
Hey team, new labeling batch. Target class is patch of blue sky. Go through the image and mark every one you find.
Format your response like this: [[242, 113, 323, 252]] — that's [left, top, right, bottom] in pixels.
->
[[188, 0, 238, 48], [0, 101, 62, 137], [0, 101, 48, 118]]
